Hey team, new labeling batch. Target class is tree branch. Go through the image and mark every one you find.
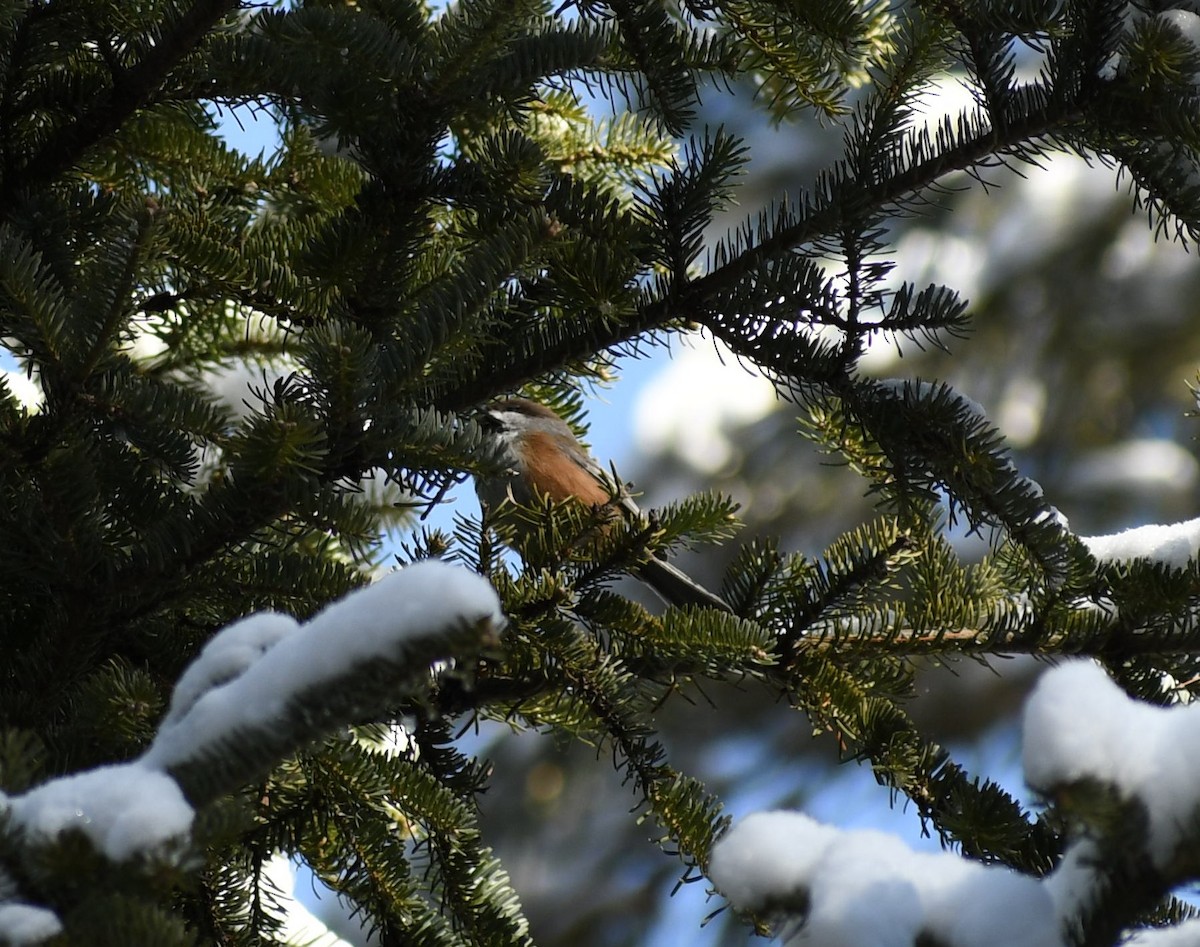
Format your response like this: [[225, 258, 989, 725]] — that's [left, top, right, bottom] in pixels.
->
[[437, 96, 1082, 410], [5, 0, 240, 198], [800, 620, 1200, 659]]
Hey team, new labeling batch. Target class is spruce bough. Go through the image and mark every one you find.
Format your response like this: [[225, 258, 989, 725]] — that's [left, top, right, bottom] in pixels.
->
[[0, 1, 1198, 944]]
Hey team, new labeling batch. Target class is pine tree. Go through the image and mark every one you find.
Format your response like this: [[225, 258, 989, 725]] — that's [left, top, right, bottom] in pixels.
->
[[1, 0, 1200, 945]]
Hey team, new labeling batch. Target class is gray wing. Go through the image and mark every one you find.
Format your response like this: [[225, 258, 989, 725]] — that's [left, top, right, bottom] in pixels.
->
[[562, 443, 644, 519], [570, 450, 731, 611]]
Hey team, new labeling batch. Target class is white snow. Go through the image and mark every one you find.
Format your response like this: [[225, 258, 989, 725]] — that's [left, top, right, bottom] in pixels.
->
[[145, 559, 502, 772], [0, 762, 193, 863], [709, 811, 1060, 947], [162, 611, 299, 728], [707, 810, 836, 909], [1023, 661, 1200, 866], [713, 660, 1200, 943], [1158, 9, 1200, 52], [1041, 839, 1101, 922], [1125, 917, 1200, 945], [1082, 517, 1200, 569], [0, 903, 63, 946], [3, 560, 499, 875]]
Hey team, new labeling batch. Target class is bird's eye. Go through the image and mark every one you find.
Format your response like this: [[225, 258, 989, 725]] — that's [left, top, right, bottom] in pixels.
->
[[476, 411, 504, 433]]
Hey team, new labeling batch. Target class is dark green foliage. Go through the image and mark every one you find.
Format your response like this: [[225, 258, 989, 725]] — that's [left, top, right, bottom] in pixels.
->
[[1, 0, 1199, 944]]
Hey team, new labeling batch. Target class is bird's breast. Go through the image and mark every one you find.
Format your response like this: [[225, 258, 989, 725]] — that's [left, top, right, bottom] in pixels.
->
[[521, 432, 611, 506]]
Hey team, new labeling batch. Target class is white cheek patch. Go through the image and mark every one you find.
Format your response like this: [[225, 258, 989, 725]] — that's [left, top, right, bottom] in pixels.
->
[[490, 410, 526, 433], [488, 412, 526, 465]]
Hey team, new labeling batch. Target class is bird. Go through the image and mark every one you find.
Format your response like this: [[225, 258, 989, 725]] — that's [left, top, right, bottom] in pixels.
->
[[474, 397, 731, 612]]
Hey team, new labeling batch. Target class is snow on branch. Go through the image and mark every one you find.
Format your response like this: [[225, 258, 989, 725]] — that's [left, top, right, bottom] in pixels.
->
[[710, 660, 1200, 946], [1082, 517, 1200, 569], [1125, 917, 1200, 946], [0, 903, 64, 946], [146, 558, 504, 802], [0, 763, 193, 865], [709, 811, 1059, 947], [0, 560, 502, 943], [1023, 661, 1200, 868]]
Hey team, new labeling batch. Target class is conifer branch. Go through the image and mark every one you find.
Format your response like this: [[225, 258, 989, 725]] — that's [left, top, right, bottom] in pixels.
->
[[8, 0, 1200, 940], [4, 0, 239, 199], [780, 655, 1062, 874], [778, 535, 913, 668], [800, 620, 1200, 657], [151, 564, 502, 807], [688, 102, 1079, 320], [439, 95, 1084, 409]]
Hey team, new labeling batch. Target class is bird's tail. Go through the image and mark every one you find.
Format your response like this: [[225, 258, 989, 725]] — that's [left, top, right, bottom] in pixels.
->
[[635, 557, 731, 612]]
